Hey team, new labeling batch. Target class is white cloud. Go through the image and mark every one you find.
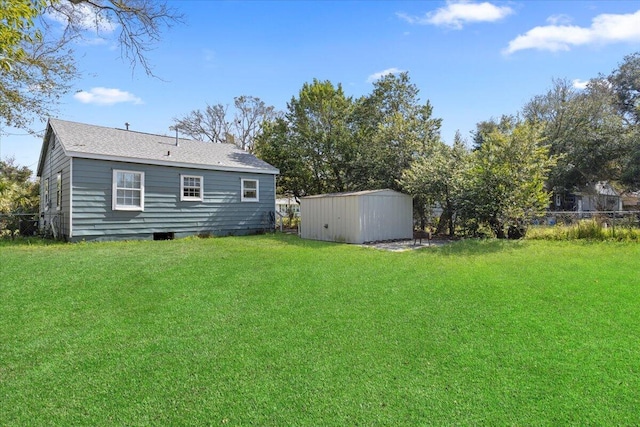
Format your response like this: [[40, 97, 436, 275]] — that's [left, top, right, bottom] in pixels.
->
[[367, 68, 404, 83], [546, 14, 572, 26], [504, 10, 640, 55], [46, 3, 118, 34], [397, 1, 513, 29], [74, 87, 143, 106], [572, 79, 589, 90]]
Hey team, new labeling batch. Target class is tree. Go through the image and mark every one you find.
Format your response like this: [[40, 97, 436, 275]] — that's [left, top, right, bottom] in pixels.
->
[[173, 96, 277, 152], [471, 115, 516, 150], [256, 72, 442, 203], [351, 72, 441, 191], [0, 158, 38, 213], [608, 52, 640, 189], [399, 132, 470, 234], [284, 79, 355, 195], [1, 0, 182, 131], [461, 121, 555, 239], [0, 0, 44, 71], [255, 79, 356, 198], [522, 78, 627, 192], [254, 118, 310, 199], [609, 52, 640, 125], [1, 0, 76, 131], [172, 103, 230, 144]]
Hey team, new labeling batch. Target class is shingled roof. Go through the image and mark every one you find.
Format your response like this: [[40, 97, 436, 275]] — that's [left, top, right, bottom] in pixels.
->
[[37, 118, 279, 176]]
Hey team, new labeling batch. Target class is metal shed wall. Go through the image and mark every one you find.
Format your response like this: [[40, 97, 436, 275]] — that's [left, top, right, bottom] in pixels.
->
[[300, 190, 413, 244]]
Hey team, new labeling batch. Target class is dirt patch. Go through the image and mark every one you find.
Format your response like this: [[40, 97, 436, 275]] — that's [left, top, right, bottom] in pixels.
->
[[360, 238, 453, 252]]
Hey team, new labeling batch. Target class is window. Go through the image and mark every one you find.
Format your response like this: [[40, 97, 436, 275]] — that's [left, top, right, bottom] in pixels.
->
[[113, 170, 144, 211], [241, 179, 259, 202], [56, 172, 62, 210], [44, 178, 50, 211], [181, 175, 203, 201]]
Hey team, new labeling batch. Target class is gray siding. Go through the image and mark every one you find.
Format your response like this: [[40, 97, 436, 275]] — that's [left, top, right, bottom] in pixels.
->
[[39, 133, 71, 239], [71, 158, 276, 241]]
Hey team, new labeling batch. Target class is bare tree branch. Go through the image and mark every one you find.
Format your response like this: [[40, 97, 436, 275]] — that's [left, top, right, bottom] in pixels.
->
[[173, 97, 279, 152], [44, 0, 184, 76]]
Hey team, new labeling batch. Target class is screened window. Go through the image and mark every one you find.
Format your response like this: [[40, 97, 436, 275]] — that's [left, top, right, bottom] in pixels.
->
[[181, 175, 203, 201], [241, 179, 259, 202], [56, 172, 62, 210], [112, 170, 144, 211]]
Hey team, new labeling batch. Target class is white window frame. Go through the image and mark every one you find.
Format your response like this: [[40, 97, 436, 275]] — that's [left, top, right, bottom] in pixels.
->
[[112, 169, 145, 211], [56, 172, 62, 211], [241, 178, 259, 202], [180, 174, 204, 202]]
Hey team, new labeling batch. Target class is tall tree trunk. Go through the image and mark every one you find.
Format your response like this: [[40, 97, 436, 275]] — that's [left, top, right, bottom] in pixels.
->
[[436, 209, 452, 235], [489, 216, 506, 239]]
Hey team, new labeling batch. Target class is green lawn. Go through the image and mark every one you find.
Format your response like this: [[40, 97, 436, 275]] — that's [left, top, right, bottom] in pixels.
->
[[1, 235, 639, 425]]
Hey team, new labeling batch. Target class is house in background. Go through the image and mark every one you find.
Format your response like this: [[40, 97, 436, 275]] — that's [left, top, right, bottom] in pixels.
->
[[37, 119, 278, 241], [276, 196, 300, 217], [300, 189, 413, 244], [621, 191, 640, 211], [551, 181, 622, 212]]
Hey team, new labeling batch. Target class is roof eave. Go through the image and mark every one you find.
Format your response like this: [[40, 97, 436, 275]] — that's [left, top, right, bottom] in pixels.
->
[[36, 122, 53, 177], [66, 152, 279, 175]]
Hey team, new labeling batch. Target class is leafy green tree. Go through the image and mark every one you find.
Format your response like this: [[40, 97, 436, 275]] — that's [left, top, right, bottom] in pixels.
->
[[609, 52, 640, 125], [1, 0, 182, 131], [255, 80, 355, 197], [351, 72, 441, 191], [522, 78, 627, 192], [0, 0, 44, 71], [471, 115, 517, 150], [0, 158, 38, 214], [461, 121, 555, 239], [294, 79, 356, 194], [256, 72, 442, 203], [254, 117, 310, 200], [608, 52, 640, 189], [399, 131, 469, 234]]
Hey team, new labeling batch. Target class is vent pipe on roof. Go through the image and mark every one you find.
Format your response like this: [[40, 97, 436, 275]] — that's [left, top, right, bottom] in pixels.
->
[[125, 122, 130, 131], [170, 125, 179, 147]]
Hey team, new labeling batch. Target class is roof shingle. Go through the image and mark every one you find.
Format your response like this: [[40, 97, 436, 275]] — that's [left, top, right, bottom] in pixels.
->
[[44, 118, 278, 174]]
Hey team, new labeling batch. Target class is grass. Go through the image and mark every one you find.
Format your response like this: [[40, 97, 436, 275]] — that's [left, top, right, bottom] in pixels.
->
[[527, 218, 640, 241], [1, 235, 639, 425]]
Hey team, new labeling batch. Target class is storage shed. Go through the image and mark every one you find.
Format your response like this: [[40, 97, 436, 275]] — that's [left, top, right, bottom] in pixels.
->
[[300, 189, 413, 244]]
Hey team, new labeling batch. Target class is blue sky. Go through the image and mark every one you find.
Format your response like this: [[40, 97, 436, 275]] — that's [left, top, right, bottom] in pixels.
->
[[4, 0, 640, 172]]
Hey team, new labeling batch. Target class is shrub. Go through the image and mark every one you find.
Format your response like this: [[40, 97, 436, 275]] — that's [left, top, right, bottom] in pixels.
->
[[526, 219, 640, 241]]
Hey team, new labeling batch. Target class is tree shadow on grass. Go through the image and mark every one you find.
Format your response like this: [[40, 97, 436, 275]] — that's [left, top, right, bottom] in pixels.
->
[[433, 238, 528, 256], [256, 232, 344, 250], [255, 233, 529, 257], [0, 237, 66, 248]]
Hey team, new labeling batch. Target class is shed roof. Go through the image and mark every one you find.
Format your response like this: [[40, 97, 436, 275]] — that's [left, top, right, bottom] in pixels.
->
[[301, 189, 408, 199], [37, 118, 279, 176]]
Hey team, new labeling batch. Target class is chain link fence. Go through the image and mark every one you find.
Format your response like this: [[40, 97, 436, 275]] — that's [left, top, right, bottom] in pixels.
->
[[0, 213, 40, 239], [533, 211, 640, 228]]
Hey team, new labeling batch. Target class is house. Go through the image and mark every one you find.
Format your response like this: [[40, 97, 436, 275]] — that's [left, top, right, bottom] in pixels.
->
[[37, 119, 279, 241], [299, 189, 413, 244], [552, 181, 622, 212], [276, 196, 300, 217], [621, 191, 640, 211]]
